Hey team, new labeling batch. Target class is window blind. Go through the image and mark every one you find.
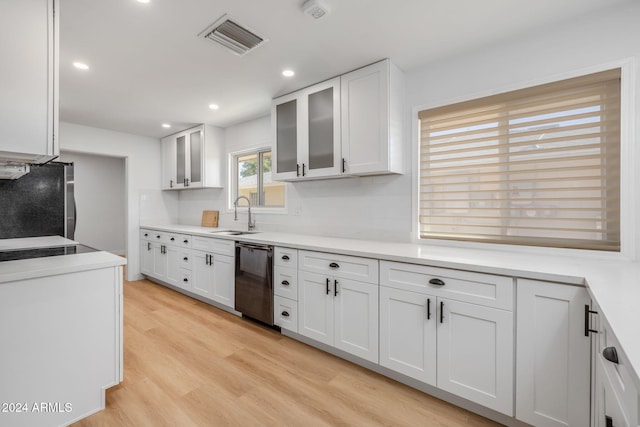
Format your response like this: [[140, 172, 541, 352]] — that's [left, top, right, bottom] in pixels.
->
[[418, 69, 621, 250]]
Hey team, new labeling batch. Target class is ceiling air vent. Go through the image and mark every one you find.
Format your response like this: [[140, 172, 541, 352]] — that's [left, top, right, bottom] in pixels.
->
[[200, 15, 266, 56]]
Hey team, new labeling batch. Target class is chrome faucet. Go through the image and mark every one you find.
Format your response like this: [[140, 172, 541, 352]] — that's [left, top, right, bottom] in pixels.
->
[[233, 195, 256, 231]]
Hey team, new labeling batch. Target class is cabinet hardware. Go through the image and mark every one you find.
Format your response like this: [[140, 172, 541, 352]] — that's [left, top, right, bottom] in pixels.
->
[[185, 178, 190, 187], [440, 301, 444, 323], [429, 278, 445, 286], [326, 278, 330, 295], [584, 305, 598, 336], [329, 262, 340, 269], [147, 242, 151, 251], [183, 239, 188, 244], [606, 415, 614, 427], [296, 164, 300, 177], [205, 254, 210, 265], [282, 255, 290, 261], [302, 163, 306, 176], [160, 245, 166, 255], [183, 278, 188, 283], [282, 280, 290, 286], [144, 233, 148, 237], [183, 257, 188, 261], [334, 279, 339, 296], [426, 298, 431, 320], [342, 158, 346, 173], [156, 235, 161, 239], [170, 237, 175, 241], [170, 180, 173, 188], [282, 311, 290, 317], [603, 347, 619, 364]]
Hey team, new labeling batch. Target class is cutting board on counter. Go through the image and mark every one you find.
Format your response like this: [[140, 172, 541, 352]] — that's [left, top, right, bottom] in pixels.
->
[[201, 210, 219, 227]]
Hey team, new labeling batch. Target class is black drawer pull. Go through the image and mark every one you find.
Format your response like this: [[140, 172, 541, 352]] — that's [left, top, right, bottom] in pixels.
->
[[440, 301, 444, 323], [326, 278, 330, 295], [282, 280, 290, 286], [281, 311, 290, 317], [329, 262, 339, 269], [603, 347, 619, 364], [183, 278, 189, 282], [144, 233, 149, 237], [183, 257, 188, 261], [170, 237, 175, 241], [282, 255, 290, 261], [427, 298, 431, 320], [584, 305, 598, 336], [156, 235, 161, 239], [184, 239, 189, 244], [429, 278, 445, 286]]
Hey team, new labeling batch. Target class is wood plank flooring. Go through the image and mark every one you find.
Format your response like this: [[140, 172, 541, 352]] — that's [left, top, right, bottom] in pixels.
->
[[72, 278, 502, 427]]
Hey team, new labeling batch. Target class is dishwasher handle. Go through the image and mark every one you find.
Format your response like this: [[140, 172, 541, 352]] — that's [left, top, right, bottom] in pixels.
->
[[236, 242, 273, 252]]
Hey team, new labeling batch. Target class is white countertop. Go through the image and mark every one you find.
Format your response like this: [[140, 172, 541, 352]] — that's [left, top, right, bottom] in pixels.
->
[[0, 236, 127, 284], [143, 223, 640, 389]]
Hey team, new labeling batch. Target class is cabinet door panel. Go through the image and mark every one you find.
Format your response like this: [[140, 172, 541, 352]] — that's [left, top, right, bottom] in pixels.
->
[[596, 355, 632, 427], [192, 251, 213, 298], [189, 129, 202, 186], [165, 245, 181, 287], [176, 134, 186, 186], [437, 298, 513, 416], [151, 243, 167, 279], [379, 287, 436, 385], [516, 279, 590, 427], [161, 136, 177, 189], [139, 240, 153, 276], [275, 99, 298, 175], [212, 254, 234, 308], [334, 279, 378, 363], [298, 271, 333, 346], [304, 78, 341, 178]]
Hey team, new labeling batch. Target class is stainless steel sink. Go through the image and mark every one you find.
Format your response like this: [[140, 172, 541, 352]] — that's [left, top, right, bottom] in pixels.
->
[[208, 230, 260, 236]]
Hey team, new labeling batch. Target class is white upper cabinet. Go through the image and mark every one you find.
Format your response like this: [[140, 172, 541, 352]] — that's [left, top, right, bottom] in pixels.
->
[[272, 77, 342, 180], [161, 124, 224, 190], [0, 0, 59, 164], [272, 59, 404, 181], [341, 59, 404, 175]]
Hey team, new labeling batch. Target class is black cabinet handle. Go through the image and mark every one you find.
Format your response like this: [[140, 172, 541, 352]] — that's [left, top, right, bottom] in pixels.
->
[[603, 347, 619, 364], [282, 280, 290, 286], [183, 278, 189, 283], [584, 305, 598, 336], [427, 298, 431, 320], [170, 237, 175, 241], [144, 233, 149, 237], [429, 278, 445, 286], [147, 242, 151, 251], [183, 257, 188, 261], [170, 180, 173, 188], [342, 158, 346, 173], [302, 163, 306, 176], [282, 255, 290, 261], [334, 280, 338, 297], [183, 239, 189, 244], [282, 311, 290, 317], [326, 278, 330, 295], [329, 262, 339, 269], [156, 235, 161, 239], [606, 415, 614, 427], [440, 301, 444, 323], [296, 164, 300, 177], [161, 245, 166, 254]]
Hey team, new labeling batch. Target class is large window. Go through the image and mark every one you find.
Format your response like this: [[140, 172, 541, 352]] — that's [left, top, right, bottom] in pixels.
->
[[418, 69, 621, 250], [232, 149, 285, 208]]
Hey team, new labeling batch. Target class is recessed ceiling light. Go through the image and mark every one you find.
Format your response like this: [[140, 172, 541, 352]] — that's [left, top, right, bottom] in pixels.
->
[[73, 62, 89, 70], [282, 69, 295, 77], [162, 123, 171, 128], [208, 104, 220, 110]]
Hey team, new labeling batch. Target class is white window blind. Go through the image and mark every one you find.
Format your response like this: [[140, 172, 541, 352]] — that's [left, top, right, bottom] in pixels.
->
[[418, 69, 621, 250]]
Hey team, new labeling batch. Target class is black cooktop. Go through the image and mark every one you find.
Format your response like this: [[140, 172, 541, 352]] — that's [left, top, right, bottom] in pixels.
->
[[0, 244, 99, 262]]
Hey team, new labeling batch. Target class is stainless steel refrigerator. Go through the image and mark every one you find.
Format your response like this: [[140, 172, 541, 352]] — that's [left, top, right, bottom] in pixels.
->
[[0, 162, 75, 239]]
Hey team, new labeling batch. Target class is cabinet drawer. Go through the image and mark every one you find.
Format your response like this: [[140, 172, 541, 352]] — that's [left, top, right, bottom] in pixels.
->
[[180, 269, 192, 291], [140, 229, 154, 241], [274, 267, 297, 300], [598, 316, 638, 423], [380, 261, 513, 310], [142, 230, 166, 243], [274, 296, 298, 332], [180, 249, 192, 270], [275, 247, 298, 268], [166, 233, 191, 247], [192, 236, 235, 256], [298, 250, 378, 284]]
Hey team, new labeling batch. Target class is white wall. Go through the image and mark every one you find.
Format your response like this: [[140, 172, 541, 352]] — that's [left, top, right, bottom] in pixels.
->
[[58, 151, 126, 254], [405, 1, 640, 260], [59, 122, 178, 280], [177, 116, 413, 242]]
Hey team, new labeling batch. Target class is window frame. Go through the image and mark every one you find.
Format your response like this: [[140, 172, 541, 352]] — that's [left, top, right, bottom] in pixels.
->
[[411, 59, 636, 260], [228, 147, 287, 214]]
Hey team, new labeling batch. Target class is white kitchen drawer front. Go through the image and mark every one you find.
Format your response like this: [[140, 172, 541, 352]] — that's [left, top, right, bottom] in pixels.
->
[[166, 233, 189, 247], [192, 236, 212, 252], [144, 230, 166, 243], [140, 229, 154, 241], [180, 270, 192, 290], [180, 249, 192, 270], [599, 316, 639, 425], [274, 295, 298, 332], [299, 250, 378, 284], [380, 261, 513, 310], [275, 247, 298, 268], [191, 236, 234, 255], [275, 267, 297, 300]]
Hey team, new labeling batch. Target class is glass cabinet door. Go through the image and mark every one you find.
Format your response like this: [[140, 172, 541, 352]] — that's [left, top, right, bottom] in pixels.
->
[[276, 99, 298, 175], [189, 129, 202, 185], [308, 87, 335, 171], [176, 134, 186, 186]]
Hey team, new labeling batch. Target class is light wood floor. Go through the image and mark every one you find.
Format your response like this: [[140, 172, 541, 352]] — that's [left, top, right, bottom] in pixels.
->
[[72, 278, 502, 427]]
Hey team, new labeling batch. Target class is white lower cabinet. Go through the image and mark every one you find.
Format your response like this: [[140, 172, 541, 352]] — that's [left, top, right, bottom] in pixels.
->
[[274, 247, 299, 332], [516, 279, 591, 427], [298, 269, 379, 363], [379, 261, 514, 416], [140, 239, 153, 276], [192, 250, 235, 308]]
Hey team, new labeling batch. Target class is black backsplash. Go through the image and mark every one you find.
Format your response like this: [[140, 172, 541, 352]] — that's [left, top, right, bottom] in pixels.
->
[[0, 163, 66, 239]]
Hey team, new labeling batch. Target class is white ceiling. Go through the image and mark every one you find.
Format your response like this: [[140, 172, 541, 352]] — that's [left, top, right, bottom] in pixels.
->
[[59, 0, 631, 139]]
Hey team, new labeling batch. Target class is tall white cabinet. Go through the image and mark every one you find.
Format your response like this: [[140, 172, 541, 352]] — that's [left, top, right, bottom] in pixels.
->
[[161, 124, 225, 190], [271, 59, 404, 181], [0, 0, 59, 164]]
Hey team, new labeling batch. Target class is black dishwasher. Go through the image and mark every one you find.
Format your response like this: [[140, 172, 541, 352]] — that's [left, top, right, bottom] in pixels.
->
[[234, 242, 274, 326]]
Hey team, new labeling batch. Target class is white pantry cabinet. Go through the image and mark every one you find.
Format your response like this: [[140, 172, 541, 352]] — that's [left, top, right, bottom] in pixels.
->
[[272, 77, 342, 180], [297, 251, 379, 363], [0, 0, 59, 164], [341, 59, 404, 175], [379, 261, 514, 416], [516, 279, 591, 427], [161, 124, 224, 190]]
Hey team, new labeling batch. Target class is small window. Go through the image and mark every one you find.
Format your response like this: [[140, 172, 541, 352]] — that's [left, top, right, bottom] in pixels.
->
[[418, 69, 621, 251], [232, 149, 285, 208]]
